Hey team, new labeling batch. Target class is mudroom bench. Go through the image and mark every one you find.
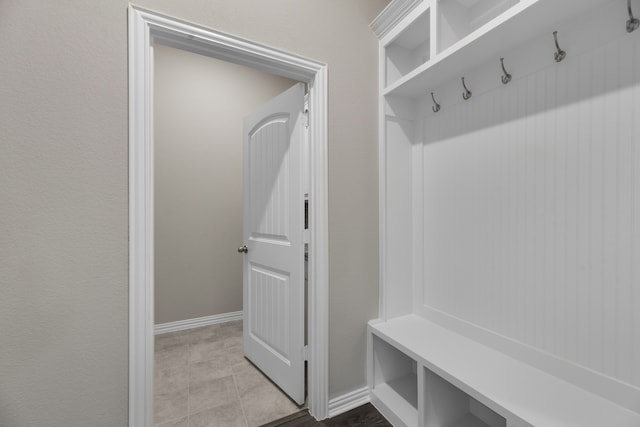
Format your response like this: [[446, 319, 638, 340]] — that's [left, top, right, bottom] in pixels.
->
[[368, 315, 640, 427], [369, 0, 640, 425]]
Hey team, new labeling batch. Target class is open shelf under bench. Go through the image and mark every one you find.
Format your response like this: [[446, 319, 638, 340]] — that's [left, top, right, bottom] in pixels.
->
[[368, 315, 640, 427]]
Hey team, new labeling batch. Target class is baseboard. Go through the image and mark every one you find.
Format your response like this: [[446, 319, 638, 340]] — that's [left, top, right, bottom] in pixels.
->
[[155, 311, 243, 335], [327, 386, 369, 418]]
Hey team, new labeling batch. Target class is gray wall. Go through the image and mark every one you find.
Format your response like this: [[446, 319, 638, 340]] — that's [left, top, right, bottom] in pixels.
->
[[0, 1, 388, 425], [154, 44, 297, 325]]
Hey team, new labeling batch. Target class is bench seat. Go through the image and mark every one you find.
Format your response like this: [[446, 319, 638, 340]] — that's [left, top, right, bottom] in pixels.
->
[[368, 315, 640, 427]]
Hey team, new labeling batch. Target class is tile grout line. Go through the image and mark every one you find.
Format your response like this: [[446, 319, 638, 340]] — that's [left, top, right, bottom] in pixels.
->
[[232, 368, 250, 427], [187, 335, 191, 427], [158, 323, 250, 426], [232, 323, 251, 426], [229, 333, 251, 427]]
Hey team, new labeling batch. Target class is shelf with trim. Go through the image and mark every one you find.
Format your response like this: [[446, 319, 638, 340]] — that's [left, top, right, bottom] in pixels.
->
[[383, 0, 609, 98]]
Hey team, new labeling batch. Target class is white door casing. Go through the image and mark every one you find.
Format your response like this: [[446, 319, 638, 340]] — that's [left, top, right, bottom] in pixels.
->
[[129, 7, 329, 425], [242, 83, 306, 405]]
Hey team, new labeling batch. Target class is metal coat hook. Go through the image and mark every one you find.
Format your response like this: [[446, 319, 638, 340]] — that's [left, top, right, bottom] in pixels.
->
[[500, 58, 512, 85], [628, 0, 640, 33], [461, 77, 472, 100], [431, 92, 441, 112], [553, 31, 566, 63]]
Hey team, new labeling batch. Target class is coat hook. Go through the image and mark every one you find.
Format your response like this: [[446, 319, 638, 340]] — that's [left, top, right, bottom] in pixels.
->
[[553, 31, 566, 63], [431, 92, 441, 112], [461, 77, 472, 100], [628, 0, 640, 33], [500, 58, 512, 85]]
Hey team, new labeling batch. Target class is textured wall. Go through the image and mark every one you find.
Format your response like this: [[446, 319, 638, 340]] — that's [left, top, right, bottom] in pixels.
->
[[0, 2, 129, 426], [0, 0, 387, 425], [154, 44, 296, 325]]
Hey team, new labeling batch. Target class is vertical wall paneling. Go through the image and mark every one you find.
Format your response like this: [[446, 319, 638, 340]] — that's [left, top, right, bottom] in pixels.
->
[[616, 35, 632, 385], [418, 23, 640, 392], [564, 45, 579, 366], [633, 30, 640, 388], [384, 116, 414, 319], [575, 48, 592, 371], [412, 117, 425, 315]]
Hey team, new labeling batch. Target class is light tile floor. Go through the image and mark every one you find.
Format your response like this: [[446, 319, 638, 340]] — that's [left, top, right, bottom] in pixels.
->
[[154, 320, 301, 427]]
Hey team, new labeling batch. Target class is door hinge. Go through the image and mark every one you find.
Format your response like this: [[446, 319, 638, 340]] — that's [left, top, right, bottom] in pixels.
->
[[302, 229, 310, 244], [303, 345, 309, 361], [303, 93, 309, 129], [304, 199, 309, 230]]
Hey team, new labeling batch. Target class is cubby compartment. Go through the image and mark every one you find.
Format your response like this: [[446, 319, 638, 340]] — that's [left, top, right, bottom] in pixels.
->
[[371, 334, 418, 427], [437, 0, 519, 53], [423, 368, 505, 427], [385, 7, 430, 88]]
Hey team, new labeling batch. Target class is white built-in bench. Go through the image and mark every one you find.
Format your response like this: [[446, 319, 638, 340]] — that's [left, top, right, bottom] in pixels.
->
[[369, 0, 640, 425], [368, 315, 640, 427]]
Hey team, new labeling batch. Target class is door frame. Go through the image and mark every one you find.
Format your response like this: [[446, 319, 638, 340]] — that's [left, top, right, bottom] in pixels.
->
[[128, 6, 329, 426]]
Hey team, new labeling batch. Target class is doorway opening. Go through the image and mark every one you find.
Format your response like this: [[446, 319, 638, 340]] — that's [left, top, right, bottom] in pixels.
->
[[129, 6, 329, 427], [153, 44, 305, 425]]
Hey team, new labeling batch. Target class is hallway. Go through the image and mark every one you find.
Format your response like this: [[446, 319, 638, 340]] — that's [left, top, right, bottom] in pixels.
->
[[154, 321, 301, 426]]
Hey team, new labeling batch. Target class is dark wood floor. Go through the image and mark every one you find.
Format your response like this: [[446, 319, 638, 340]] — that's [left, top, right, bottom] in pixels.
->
[[261, 403, 392, 427]]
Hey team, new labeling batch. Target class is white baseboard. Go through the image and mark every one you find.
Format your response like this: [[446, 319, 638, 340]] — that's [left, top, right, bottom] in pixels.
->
[[327, 386, 370, 418], [155, 311, 243, 335]]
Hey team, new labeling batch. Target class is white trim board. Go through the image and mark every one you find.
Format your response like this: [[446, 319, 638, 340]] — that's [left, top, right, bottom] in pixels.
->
[[369, 0, 424, 39], [128, 6, 330, 426], [154, 311, 243, 335], [327, 386, 370, 418]]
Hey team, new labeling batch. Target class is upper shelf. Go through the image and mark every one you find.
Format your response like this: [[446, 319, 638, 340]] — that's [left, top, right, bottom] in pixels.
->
[[385, 6, 431, 88], [382, 0, 610, 98], [437, 0, 520, 54]]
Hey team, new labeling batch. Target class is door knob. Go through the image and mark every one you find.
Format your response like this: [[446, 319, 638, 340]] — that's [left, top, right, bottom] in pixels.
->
[[237, 245, 248, 254]]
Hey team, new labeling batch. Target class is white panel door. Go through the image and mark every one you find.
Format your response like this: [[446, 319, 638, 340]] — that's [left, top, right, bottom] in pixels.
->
[[241, 82, 306, 405]]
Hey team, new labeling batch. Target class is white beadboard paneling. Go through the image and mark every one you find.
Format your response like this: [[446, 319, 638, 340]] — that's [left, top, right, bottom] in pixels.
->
[[249, 264, 291, 361], [633, 28, 640, 388], [384, 117, 415, 319], [249, 115, 291, 241], [616, 35, 634, 385], [420, 31, 640, 394]]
